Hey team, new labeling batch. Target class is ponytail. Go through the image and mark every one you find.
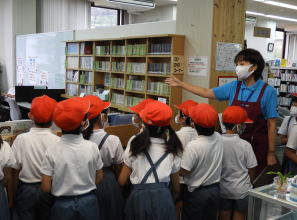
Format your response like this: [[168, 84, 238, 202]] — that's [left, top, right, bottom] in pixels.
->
[[130, 123, 183, 157]]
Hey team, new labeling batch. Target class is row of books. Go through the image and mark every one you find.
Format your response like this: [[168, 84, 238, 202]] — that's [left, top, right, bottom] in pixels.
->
[[95, 46, 110, 55], [126, 79, 145, 91], [281, 73, 297, 82], [267, 78, 281, 87], [94, 61, 110, 71], [80, 85, 93, 95], [104, 73, 110, 86], [67, 57, 79, 69], [111, 78, 125, 89], [278, 97, 291, 107], [111, 93, 125, 105], [125, 96, 144, 107], [80, 57, 93, 70], [147, 82, 169, 95], [126, 44, 147, 56], [111, 45, 125, 56], [79, 71, 93, 84], [80, 42, 93, 55], [112, 62, 125, 72], [149, 43, 171, 54], [67, 43, 79, 55], [127, 63, 146, 74], [280, 84, 297, 94], [66, 84, 79, 96], [66, 70, 79, 82], [148, 63, 171, 75]]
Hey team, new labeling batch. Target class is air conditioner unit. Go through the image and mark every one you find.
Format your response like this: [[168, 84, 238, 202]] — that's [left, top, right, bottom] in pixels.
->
[[107, 0, 155, 8]]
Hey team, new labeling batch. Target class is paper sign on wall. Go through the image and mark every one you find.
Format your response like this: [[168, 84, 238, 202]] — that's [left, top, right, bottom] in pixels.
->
[[188, 56, 208, 76], [216, 42, 242, 72]]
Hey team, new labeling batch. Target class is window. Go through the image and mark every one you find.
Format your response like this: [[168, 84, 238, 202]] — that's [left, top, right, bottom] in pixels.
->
[[274, 30, 285, 59], [91, 6, 119, 28]]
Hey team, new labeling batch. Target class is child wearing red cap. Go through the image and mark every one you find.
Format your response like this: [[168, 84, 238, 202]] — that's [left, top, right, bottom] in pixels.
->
[[219, 106, 257, 220], [11, 95, 59, 220], [0, 136, 15, 220], [119, 101, 183, 220], [40, 97, 104, 220], [82, 95, 124, 220], [174, 100, 198, 218], [180, 103, 223, 220]]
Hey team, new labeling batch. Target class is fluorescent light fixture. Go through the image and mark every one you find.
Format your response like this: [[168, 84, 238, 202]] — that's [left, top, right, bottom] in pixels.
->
[[108, 0, 155, 8], [246, 11, 265, 16], [253, 0, 297, 11], [246, 11, 297, 23], [266, 14, 297, 22]]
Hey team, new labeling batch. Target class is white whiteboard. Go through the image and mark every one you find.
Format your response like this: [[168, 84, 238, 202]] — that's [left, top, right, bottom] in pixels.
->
[[16, 31, 74, 89]]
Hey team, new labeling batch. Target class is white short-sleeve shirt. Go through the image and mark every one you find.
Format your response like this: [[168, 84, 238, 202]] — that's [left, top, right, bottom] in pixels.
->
[[124, 137, 181, 184], [0, 141, 15, 181], [41, 134, 103, 197], [287, 126, 297, 151], [278, 116, 297, 137], [11, 128, 60, 183], [220, 134, 257, 199], [89, 129, 123, 167], [181, 132, 223, 192], [176, 126, 198, 149]]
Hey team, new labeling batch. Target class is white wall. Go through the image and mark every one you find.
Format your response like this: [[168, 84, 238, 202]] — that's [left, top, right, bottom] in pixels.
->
[[245, 20, 276, 61], [175, 0, 214, 103], [128, 5, 176, 24], [0, 0, 36, 93], [75, 20, 176, 40]]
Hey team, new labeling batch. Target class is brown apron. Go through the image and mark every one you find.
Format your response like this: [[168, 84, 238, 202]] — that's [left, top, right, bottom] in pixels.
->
[[232, 81, 269, 176]]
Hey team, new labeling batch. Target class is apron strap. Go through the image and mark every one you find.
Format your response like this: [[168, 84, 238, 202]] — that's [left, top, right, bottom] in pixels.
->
[[256, 83, 268, 103], [234, 81, 242, 101], [141, 151, 170, 184], [98, 134, 109, 150]]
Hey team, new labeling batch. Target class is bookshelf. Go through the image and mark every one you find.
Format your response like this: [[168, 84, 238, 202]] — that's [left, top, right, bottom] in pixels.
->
[[268, 67, 297, 109], [63, 34, 185, 114]]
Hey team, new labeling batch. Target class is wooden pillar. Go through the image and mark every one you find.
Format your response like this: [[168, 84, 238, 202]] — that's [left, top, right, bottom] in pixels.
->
[[209, 0, 246, 112]]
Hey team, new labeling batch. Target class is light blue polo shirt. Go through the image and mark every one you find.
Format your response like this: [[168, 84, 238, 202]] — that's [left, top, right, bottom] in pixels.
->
[[212, 80, 278, 119]]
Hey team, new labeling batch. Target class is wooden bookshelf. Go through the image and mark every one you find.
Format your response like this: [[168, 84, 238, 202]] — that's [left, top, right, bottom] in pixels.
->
[[63, 34, 185, 115]]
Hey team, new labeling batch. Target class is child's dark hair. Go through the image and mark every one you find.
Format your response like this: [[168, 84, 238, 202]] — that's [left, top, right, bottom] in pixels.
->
[[130, 124, 183, 157], [234, 49, 265, 81], [83, 116, 101, 140], [292, 96, 297, 103], [223, 123, 236, 131], [194, 123, 215, 136], [35, 121, 52, 128], [0, 136, 3, 149], [180, 111, 191, 126]]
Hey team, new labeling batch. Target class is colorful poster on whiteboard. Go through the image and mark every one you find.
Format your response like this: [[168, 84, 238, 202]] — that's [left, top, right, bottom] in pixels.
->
[[216, 42, 242, 72]]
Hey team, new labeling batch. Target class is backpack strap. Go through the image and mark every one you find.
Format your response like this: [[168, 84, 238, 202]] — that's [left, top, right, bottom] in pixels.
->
[[98, 134, 109, 150]]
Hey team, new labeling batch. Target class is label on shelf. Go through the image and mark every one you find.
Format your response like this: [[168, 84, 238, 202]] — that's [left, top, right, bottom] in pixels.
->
[[173, 56, 184, 74]]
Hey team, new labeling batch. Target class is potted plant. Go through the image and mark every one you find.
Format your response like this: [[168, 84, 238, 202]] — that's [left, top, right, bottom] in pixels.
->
[[267, 171, 292, 198]]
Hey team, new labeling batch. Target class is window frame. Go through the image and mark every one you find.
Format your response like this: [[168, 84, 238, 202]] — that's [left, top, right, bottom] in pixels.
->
[[276, 28, 286, 59]]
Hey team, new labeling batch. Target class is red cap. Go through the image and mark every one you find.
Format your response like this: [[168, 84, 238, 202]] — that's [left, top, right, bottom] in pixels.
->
[[139, 101, 172, 127], [291, 93, 297, 98], [189, 103, 218, 128], [129, 99, 155, 113], [175, 100, 198, 116], [222, 106, 253, 124], [53, 97, 90, 131], [30, 95, 57, 123], [84, 95, 110, 120]]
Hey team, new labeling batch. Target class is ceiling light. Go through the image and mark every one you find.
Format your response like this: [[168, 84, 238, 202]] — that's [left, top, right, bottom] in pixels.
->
[[107, 0, 155, 8], [253, 0, 297, 11], [246, 11, 297, 23], [246, 11, 265, 16]]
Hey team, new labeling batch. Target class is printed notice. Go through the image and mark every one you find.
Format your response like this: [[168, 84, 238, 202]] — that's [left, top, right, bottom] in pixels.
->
[[188, 56, 208, 76], [216, 42, 242, 72]]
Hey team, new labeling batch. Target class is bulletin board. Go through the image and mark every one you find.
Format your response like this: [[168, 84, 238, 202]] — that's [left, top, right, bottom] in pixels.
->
[[16, 31, 74, 89]]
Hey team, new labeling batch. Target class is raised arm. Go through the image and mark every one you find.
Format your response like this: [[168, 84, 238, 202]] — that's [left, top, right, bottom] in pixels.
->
[[165, 76, 216, 99]]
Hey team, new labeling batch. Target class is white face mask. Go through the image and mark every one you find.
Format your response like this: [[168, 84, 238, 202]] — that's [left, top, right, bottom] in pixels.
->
[[232, 123, 246, 135], [174, 115, 180, 124], [100, 114, 109, 128], [235, 64, 254, 81], [290, 106, 297, 116], [81, 119, 90, 131], [132, 115, 142, 129]]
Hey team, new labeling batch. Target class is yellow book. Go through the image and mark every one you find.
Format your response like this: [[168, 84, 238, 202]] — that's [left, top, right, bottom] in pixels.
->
[[281, 59, 287, 67]]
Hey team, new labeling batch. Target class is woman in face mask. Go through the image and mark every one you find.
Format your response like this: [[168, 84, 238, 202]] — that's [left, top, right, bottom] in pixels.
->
[[165, 48, 278, 178]]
